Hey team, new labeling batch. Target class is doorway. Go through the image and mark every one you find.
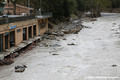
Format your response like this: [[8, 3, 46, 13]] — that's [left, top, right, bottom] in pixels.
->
[[33, 25, 36, 37], [10, 31, 15, 48], [5, 33, 9, 49], [28, 26, 32, 38], [23, 28, 27, 40]]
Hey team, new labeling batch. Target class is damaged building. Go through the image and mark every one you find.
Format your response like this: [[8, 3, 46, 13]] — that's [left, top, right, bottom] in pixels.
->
[[0, 14, 52, 60]]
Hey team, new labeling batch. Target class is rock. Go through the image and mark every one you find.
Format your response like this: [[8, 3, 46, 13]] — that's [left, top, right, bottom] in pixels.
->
[[90, 18, 97, 21], [68, 43, 76, 45], [15, 65, 27, 72], [112, 64, 117, 67], [52, 54, 59, 55], [49, 44, 61, 47], [57, 39, 60, 41], [63, 38, 67, 40]]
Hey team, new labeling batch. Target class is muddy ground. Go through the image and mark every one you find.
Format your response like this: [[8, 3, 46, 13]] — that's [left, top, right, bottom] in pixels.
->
[[0, 13, 120, 80]]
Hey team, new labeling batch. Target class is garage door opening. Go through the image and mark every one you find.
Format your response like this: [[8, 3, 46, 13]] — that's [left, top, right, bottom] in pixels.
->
[[10, 31, 15, 48], [28, 26, 32, 38], [5, 33, 9, 49], [33, 25, 36, 37], [23, 28, 27, 40]]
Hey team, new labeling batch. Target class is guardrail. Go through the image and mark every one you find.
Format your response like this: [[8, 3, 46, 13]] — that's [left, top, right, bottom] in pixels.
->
[[36, 12, 52, 17], [0, 15, 35, 25]]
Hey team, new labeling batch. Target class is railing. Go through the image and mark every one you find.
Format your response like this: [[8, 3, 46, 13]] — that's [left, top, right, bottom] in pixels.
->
[[36, 11, 52, 17], [0, 15, 35, 25]]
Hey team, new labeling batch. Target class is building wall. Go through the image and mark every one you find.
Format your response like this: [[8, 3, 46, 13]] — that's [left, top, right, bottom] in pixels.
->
[[15, 28, 23, 45], [4, 4, 34, 15], [0, 19, 38, 51], [38, 18, 48, 35]]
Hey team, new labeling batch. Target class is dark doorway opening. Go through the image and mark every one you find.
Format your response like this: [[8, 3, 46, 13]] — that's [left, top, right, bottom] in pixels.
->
[[33, 25, 36, 37], [28, 26, 32, 38], [0, 34, 3, 52], [5, 33, 9, 49], [23, 28, 27, 40], [10, 31, 15, 48]]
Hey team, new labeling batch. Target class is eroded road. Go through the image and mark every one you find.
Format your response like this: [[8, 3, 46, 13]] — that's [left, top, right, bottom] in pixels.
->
[[0, 13, 120, 80]]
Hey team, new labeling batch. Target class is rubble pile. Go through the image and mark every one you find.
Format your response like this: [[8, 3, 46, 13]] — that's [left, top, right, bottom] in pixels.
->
[[61, 20, 84, 34], [0, 41, 38, 66]]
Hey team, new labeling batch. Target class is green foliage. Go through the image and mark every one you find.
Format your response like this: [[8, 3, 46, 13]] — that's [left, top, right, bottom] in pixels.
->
[[17, 0, 120, 19], [0, 0, 4, 6], [111, 0, 120, 8]]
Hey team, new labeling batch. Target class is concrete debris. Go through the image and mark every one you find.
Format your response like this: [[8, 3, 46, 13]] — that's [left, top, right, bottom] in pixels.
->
[[39, 43, 48, 47], [39, 43, 61, 47], [44, 35, 56, 40], [62, 27, 82, 34], [45, 32, 65, 37], [15, 65, 27, 72], [0, 58, 14, 65]]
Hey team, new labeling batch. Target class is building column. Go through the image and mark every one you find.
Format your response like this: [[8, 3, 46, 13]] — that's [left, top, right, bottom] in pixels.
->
[[26, 27, 29, 40], [31, 25, 33, 38], [15, 29, 17, 46], [46, 18, 48, 32], [21, 28, 23, 42], [2, 34, 5, 51], [8, 34, 10, 49], [36, 23, 38, 36]]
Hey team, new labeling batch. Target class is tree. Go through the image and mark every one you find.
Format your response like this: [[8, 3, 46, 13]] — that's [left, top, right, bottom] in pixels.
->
[[76, 0, 111, 17], [29, 0, 77, 20], [10, 0, 18, 15], [63, 0, 77, 19], [0, 0, 4, 6]]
